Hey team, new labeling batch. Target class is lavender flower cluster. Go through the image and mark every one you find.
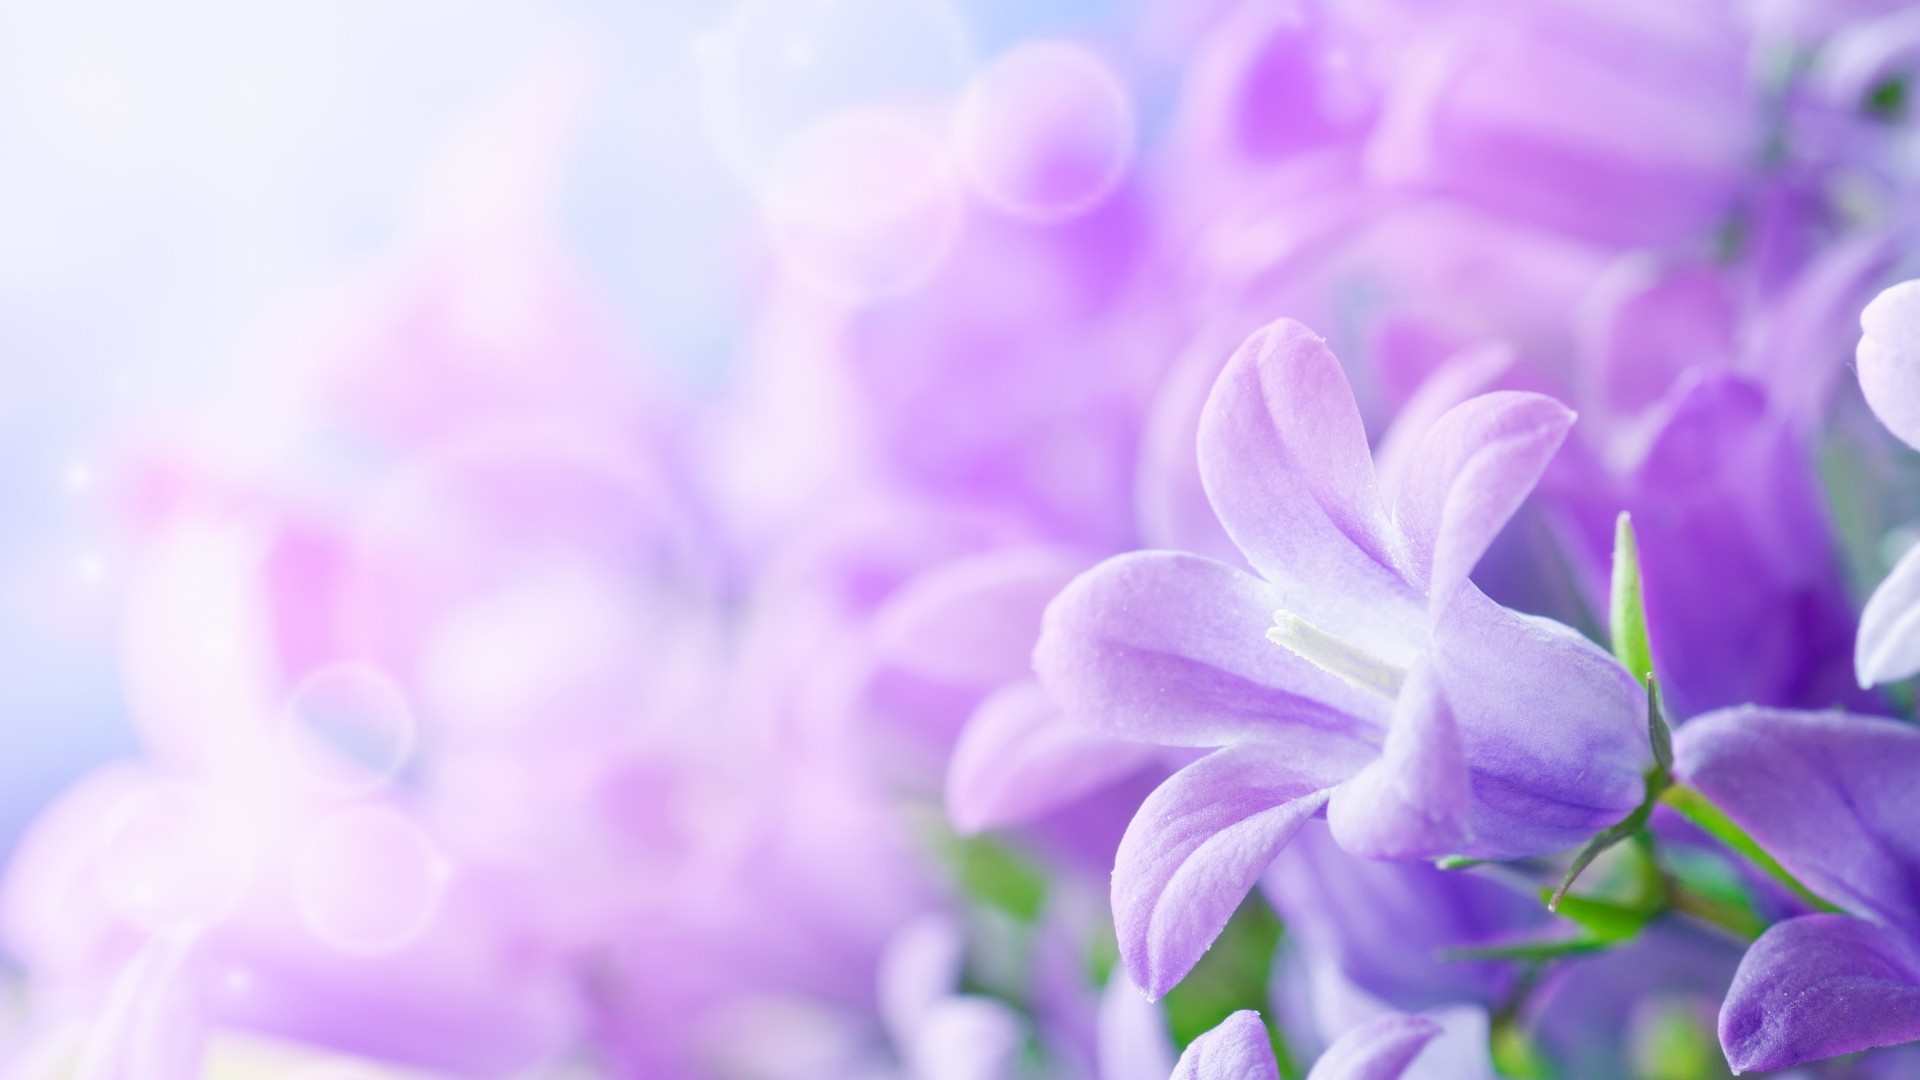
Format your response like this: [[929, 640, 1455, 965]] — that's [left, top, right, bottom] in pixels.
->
[[12, 0, 1920, 1077]]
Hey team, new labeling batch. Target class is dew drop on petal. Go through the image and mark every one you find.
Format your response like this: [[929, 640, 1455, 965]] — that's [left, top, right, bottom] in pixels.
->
[[955, 41, 1136, 222]]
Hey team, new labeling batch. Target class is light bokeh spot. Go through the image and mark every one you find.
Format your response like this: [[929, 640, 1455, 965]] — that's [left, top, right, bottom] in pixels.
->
[[698, 0, 973, 184], [955, 41, 1136, 222], [293, 806, 450, 956], [760, 110, 963, 303], [281, 663, 416, 798]]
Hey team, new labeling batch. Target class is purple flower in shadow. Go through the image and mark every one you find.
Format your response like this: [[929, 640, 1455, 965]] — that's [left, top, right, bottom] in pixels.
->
[[1674, 707, 1920, 1072], [1036, 318, 1646, 997], [1172, 1007, 1494, 1080]]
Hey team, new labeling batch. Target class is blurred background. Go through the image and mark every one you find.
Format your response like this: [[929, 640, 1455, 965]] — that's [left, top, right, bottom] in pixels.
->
[[0, 0, 1152, 868]]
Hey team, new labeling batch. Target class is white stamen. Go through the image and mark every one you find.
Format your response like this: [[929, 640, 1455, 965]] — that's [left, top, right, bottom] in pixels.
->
[[1267, 610, 1408, 699]]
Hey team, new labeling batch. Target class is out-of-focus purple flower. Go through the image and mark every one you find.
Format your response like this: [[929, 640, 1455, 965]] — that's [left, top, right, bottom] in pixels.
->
[[70, 928, 205, 1080], [1264, 822, 1545, 1017], [1674, 707, 1920, 1071], [1, 762, 585, 1074], [719, 161, 1179, 556], [1523, 921, 1743, 1078], [1167, 0, 1758, 252], [1172, 1007, 1494, 1080], [1037, 318, 1644, 997], [1362, 0, 1758, 250], [1515, 236, 1893, 719], [1856, 279, 1920, 686], [859, 544, 1169, 858], [1550, 369, 1871, 718]]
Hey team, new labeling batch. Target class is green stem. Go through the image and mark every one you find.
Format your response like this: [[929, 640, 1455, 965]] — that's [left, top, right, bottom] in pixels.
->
[[1660, 784, 1844, 915], [1664, 877, 1766, 941]]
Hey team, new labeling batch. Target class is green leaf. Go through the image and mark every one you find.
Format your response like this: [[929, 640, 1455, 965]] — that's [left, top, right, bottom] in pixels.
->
[[1545, 892, 1655, 944], [1491, 1020, 1555, 1080], [1631, 999, 1735, 1080], [1162, 893, 1299, 1078], [1610, 512, 1655, 687], [912, 809, 1051, 923], [952, 836, 1049, 922], [1440, 935, 1616, 963], [1868, 75, 1911, 121], [1660, 784, 1844, 915]]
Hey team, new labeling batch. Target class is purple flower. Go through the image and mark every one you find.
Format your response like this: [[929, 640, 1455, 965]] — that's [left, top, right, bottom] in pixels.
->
[[1856, 280, 1920, 687], [1264, 822, 1546, 1016], [1172, 1008, 1494, 1080], [1673, 707, 1920, 1071], [1036, 318, 1645, 997], [1549, 370, 1872, 719]]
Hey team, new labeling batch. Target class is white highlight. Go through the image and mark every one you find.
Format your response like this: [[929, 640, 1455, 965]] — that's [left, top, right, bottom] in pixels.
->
[[294, 807, 449, 956], [954, 41, 1135, 222], [1267, 610, 1408, 699], [698, 0, 973, 185], [759, 110, 962, 302]]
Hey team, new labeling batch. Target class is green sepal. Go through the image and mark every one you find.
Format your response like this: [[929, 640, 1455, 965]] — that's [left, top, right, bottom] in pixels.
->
[[1548, 807, 1651, 912], [1439, 935, 1616, 963], [1544, 892, 1656, 944], [1647, 677, 1674, 776], [1550, 678, 1674, 910], [1610, 512, 1655, 687]]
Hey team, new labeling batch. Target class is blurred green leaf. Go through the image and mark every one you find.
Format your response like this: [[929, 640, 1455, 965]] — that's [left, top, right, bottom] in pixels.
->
[[1162, 893, 1298, 1077]]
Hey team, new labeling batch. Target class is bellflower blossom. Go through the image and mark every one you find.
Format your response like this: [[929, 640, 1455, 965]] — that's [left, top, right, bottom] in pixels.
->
[[21, 0, 1920, 1075], [1672, 708, 1920, 1072], [1855, 279, 1920, 686], [1037, 316, 1645, 997], [1172, 1008, 1494, 1080]]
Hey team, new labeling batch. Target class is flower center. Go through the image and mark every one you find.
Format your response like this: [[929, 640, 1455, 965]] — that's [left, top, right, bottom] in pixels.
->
[[1266, 610, 1408, 699]]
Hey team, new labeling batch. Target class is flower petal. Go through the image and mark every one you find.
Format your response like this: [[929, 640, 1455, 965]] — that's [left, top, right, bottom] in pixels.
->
[[74, 928, 206, 1080], [1392, 391, 1574, 614], [1673, 708, 1920, 936], [1035, 550, 1388, 749], [945, 678, 1160, 834], [1326, 659, 1472, 860], [1720, 915, 1920, 1073], [1305, 1012, 1443, 1080], [878, 914, 966, 1047], [871, 545, 1090, 687], [1858, 279, 1920, 452], [1373, 342, 1516, 509], [910, 996, 1028, 1080], [1173, 1010, 1280, 1080], [1098, 971, 1178, 1080], [1434, 588, 1646, 859], [1197, 319, 1408, 622], [1858, 541, 1920, 688], [1267, 822, 1546, 1013], [1116, 744, 1356, 998]]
